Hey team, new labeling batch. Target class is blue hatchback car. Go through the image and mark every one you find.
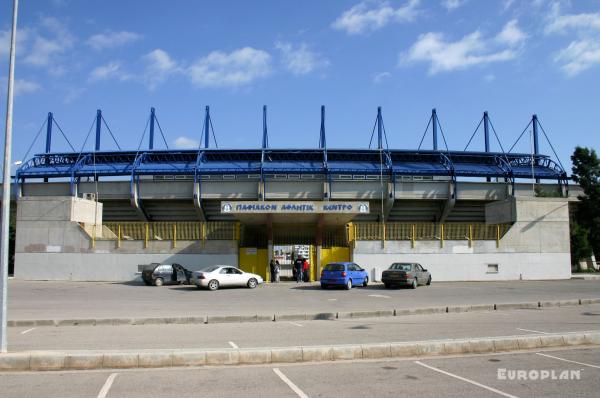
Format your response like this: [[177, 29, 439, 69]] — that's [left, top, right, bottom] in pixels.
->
[[320, 262, 369, 290]]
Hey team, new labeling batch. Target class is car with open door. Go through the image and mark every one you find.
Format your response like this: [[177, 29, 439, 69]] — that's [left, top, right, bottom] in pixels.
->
[[141, 263, 192, 286]]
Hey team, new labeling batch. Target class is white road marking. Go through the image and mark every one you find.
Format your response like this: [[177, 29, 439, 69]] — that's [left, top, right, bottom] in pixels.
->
[[415, 361, 519, 398], [516, 328, 552, 335], [228, 341, 239, 349], [537, 353, 600, 369], [20, 327, 35, 335], [368, 294, 391, 299], [327, 298, 337, 301], [97, 373, 118, 398], [273, 368, 309, 398], [289, 322, 304, 327]]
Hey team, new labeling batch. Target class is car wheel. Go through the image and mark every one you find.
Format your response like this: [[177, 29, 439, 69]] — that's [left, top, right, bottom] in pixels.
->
[[426, 276, 432, 286], [154, 277, 164, 287], [363, 276, 369, 287], [247, 278, 258, 289], [321, 284, 328, 289], [345, 279, 352, 290], [207, 279, 219, 291], [384, 282, 390, 289], [411, 279, 417, 289]]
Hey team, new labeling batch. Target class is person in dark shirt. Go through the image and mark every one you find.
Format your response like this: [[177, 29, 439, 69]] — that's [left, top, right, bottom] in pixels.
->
[[293, 255, 304, 283]]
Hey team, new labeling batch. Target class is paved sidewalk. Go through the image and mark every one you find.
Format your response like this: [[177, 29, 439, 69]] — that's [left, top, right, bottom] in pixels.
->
[[7, 304, 600, 352], [7, 279, 600, 321]]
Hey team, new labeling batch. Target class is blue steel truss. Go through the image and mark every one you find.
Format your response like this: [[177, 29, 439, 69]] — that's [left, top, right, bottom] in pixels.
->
[[16, 147, 569, 192]]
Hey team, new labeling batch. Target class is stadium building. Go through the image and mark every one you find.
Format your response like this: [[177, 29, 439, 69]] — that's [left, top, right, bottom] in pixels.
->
[[3, 106, 576, 282]]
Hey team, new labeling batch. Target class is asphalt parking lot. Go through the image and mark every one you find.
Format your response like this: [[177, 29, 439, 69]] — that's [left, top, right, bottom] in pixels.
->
[[7, 304, 600, 352], [7, 279, 600, 320], [1, 347, 598, 397]]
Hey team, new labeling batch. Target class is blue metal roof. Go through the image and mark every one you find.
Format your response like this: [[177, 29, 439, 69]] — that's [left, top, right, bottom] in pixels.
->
[[15, 147, 568, 192]]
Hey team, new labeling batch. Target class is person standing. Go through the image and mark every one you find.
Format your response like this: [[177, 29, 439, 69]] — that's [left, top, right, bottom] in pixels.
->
[[302, 258, 310, 282], [274, 260, 281, 283], [294, 255, 304, 283], [269, 259, 276, 283]]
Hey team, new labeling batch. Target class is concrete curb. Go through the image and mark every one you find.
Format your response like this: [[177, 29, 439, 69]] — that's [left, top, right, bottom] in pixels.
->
[[7, 298, 600, 328], [1, 331, 598, 372]]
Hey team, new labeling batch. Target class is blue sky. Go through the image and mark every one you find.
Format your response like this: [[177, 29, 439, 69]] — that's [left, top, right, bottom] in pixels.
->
[[1, 0, 599, 173]]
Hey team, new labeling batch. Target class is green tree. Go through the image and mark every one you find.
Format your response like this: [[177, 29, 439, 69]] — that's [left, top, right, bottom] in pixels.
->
[[570, 219, 592, 266], [571, 146, 600, 261]]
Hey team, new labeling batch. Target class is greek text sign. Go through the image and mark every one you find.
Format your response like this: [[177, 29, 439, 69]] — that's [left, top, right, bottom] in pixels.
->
[[221, 201, 369, 214]]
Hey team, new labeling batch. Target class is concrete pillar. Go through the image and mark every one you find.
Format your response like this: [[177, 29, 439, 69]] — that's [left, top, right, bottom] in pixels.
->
[[267, 214, 273, 282]]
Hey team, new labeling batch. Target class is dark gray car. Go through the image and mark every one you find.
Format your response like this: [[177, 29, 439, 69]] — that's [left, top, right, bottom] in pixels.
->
[[381, 263, 431, 289]]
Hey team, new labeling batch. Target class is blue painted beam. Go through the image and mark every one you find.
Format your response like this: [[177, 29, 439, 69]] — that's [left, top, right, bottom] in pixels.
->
[[95, 109, 102, 151], [149, 107, 155, 150], [432, 108, 438, 151], [45, 112, 53, 153]]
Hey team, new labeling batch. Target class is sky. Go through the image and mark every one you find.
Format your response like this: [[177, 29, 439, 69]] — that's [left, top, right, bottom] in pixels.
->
[[1, 0, 599, 175]]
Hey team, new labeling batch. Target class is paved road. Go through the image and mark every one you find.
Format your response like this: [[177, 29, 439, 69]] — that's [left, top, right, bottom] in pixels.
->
[[1, 347, 599, 397], [7, 279, 600, 320], [6, 305, 600, 352]]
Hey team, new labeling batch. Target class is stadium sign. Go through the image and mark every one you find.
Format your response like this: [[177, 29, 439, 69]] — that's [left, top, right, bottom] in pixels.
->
[[221, 201, 369, 214]]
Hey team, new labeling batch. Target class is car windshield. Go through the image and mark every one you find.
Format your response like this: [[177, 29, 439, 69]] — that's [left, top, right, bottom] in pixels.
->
[[201, 266, 220, 272], [389, 263, 412, 271], [324, 264, 345, 271]]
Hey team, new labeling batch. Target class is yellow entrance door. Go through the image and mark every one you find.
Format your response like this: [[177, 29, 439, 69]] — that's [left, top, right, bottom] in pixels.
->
[[238, 247, 268, 280], [319, 247, 350, 280]]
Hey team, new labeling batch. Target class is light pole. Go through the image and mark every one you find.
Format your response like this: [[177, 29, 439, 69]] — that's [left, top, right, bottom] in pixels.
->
[[0, 0, 19, 353]]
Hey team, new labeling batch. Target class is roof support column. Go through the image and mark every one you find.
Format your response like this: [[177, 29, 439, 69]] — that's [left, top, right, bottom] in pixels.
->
[[532, 114, 540, 183], [484, 111, 490, 182], [320, 105, 330, 200], [44, 112, 53, 182], [95, 109, 102, 151], [377, 107, 383, 149], [432, 108, 438, 151], [149, 107, 155, 150], [204, 106, 210, 149], [193, 180, 207, 221], [438, 181, 456, 223]]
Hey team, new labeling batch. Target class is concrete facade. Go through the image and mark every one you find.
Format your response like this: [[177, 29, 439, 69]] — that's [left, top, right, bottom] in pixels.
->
[[354, 197, 571, 282], [12, 192, 573, 282], [14, 196, 237, 281]]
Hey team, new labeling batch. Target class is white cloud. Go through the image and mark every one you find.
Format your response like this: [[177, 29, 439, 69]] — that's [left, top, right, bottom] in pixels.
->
[[545, 5, 600, 34], [88, 61, 129, 82], [86, 30, 141, 50], [22, 17, 74, 71], [484, 73, 496, 82], [15, 79, 41, 95], [502, 0, 516, 11], [554, 38, 600, 76], [442, 0, 467, 11], [545, 3, 600, 76], [372, 71, 391, 83], [187, 47, 271, 88], [332, 0, 420, 35], [496, 19, 527, 46], [142, 49, 180, 90], [275, 41, 328, 75], [0, 77, 41, 96], [401, 21, 526, 74], [173, 136, 199, 149]]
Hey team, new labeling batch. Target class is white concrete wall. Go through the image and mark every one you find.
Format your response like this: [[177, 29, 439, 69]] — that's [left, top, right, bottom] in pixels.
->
[[354, 198, 572, 282], [15, 252, 238, 281]]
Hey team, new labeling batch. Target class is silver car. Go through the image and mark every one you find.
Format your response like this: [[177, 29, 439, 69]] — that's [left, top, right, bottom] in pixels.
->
[[191, 266, 264, 291], [381, 263, 432, 289]]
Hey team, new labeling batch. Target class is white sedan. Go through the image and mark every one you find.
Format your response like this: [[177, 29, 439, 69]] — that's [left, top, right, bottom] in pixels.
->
[[191, 265, 264, 291]]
